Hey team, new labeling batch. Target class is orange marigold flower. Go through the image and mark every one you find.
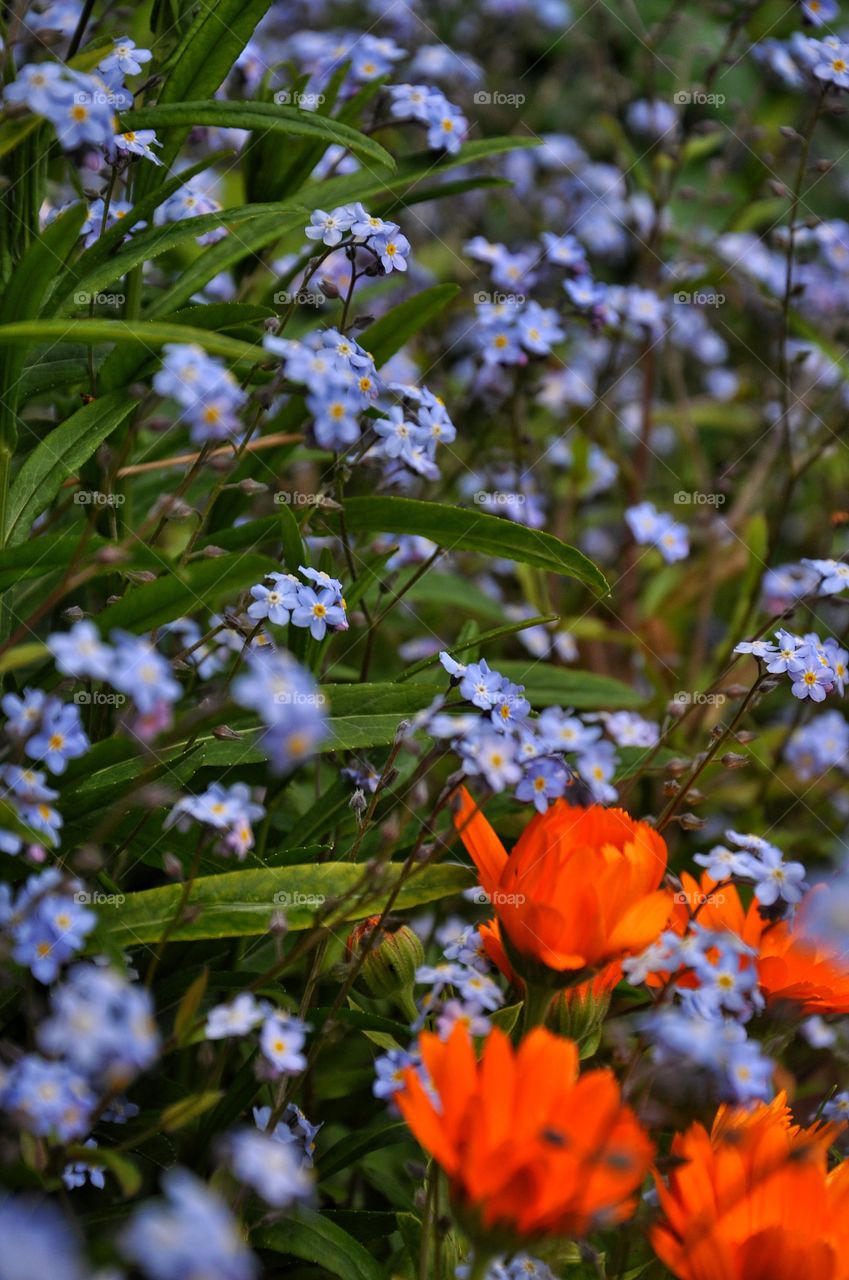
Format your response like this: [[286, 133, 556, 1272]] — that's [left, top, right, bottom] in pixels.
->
[[662, 872, 849, 1014], [396, 1023, 654, 1242], [651, 1092, 849, 1280], [758, 913, 849, 1014], [454, 788, 672, 984]]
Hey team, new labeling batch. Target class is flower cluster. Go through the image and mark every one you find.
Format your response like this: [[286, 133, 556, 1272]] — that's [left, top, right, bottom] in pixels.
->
[[153, 344, 249, 443], [435, 651, 626, 808], [248, 565, 347, 639], [735, 627, 848, 703], [165, 782, 266, 859]]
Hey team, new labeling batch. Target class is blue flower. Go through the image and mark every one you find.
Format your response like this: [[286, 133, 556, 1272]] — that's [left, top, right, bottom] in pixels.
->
[[98, 37, 153, 78], [2, 687, 47, 737], [10, 870, 97, 983], [25, 701, 89, 775], [291, 584, 347, 640], [205, 993, 266, 1040], [38, 963, 160, 1088], [47, 620, 113, 680], [458, 659, 504, 710], [515, 758, 570, 812], [304, 205, 355, 246], [0, 1195, 84, 1279], [1, 1054, 95, 1139], [373, 1047, 418, 1099], [121, 1169, 258, 1280], [226, 1128, 313, 1206], [371, 228, 411, 273], [260, 1013, 308, 1074]]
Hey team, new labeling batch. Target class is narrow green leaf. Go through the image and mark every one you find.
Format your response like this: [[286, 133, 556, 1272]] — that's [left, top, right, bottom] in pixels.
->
[[331, 497, 608, 592], [397, 614, 560, 682], [494, 661, 647, 709], [123, 101, 395, 170], [255, 1208, 384, 1280], [94, 862, 473, 944], [161, 1091, 224, 1132], [93, 552, 277, 634], [358, 283, 460, 366], [6, 392, 136, 545]]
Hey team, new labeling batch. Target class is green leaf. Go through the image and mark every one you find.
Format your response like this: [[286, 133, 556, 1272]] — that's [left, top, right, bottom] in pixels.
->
[[397, 614, 560, 681], [331, 497, 607, 592], [161, 1091, 224, 1132], [93, 552, 277, 634], [139, 0, 274, 177], [146, 136, 539, 315], [323, 714, 412, 751], [123, 101, 395, 171], [319, 1121, 409, 1181], [95, 862, 473, 944], [0, 319, 263, 364], [358, 283, 460, 366], [494, 661, 646, 709], [255, 1208, 384, 1280], [322, 682, 442, 717], [174, 969, 209, 1046], [5, 391, 136, 546], [0, 204, 87, 450], [47, 151, 234, 314]]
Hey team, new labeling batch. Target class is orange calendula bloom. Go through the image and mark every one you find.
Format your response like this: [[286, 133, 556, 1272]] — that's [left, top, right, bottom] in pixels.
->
[[651, 1092, 849, 1280], [396, 1023, 653, 1241], [454, 788, 672, 983], [664, 872, 849, 1013]]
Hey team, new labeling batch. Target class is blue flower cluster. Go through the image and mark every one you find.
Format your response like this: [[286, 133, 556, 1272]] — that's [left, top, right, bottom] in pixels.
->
[[3, 38, 152, 154], [248, 565, 347, 640], [433, 653, 628, 808], [265, 326, 456, 472], [165, 782, 266, 860], [735, 627, 848, 702], [153, 343, 249, 444], [693, 830, 808, 908], [0, 868, 95, 982], [205, 991, 310, 1076], [625, 502, 690, 564], [233, 650, 328, 775], [632, 925, 773, 1103], [48, 620, 181, 735]]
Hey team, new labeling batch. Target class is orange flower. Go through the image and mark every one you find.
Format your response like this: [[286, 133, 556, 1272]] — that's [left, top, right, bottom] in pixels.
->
[[396, 1022, 653, 1242], [758, 914, 849, 1014], [662, 872, 849, 1014], [651, 1092, 849, 1280], [454, 788, 672, 984]]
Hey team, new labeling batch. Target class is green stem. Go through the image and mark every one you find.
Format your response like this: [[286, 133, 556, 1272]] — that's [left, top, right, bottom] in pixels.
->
[[522, 984, 554, 1033]]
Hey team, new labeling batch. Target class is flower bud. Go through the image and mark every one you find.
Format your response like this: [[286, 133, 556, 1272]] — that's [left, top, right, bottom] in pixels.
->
[[358, 923, 424, 1002], [550, 967, 618, 1058]]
